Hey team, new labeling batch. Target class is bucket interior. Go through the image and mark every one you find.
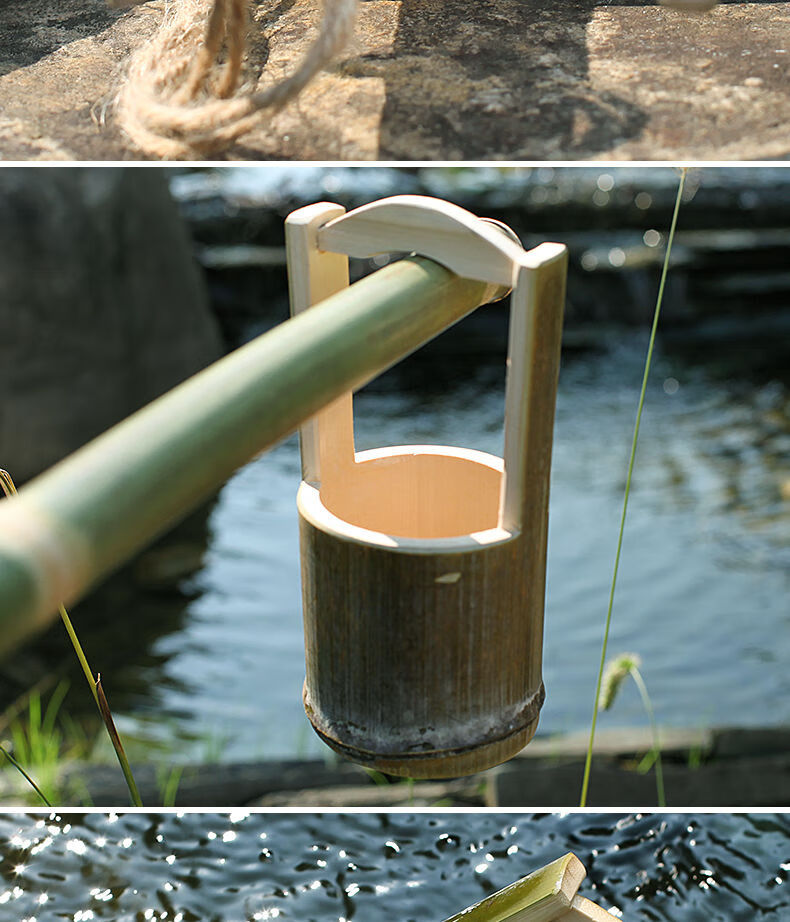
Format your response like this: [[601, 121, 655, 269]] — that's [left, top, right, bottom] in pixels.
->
[[319, 449, 503, 539]]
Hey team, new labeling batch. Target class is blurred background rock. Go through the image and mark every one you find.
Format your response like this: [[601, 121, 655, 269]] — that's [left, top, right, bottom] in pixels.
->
[[0, 168, 222, 483]]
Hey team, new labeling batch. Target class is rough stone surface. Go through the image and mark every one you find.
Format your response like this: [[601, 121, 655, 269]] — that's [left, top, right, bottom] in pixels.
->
[[0, 169, 223, 482], [0, 0, 787, 160]]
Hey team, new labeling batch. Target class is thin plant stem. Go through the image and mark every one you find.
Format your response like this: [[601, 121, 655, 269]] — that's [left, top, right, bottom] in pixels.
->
[[0, 743, 52, 807], [95, 676, 143, 807], [58, 604, 99, 707], [579, 169, 688, 807], [1, 469, 143, 806], [629, 665, 666, 807]]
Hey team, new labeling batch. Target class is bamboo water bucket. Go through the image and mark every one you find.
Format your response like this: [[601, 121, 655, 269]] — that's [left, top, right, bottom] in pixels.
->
[[286, 196, 567, 778]]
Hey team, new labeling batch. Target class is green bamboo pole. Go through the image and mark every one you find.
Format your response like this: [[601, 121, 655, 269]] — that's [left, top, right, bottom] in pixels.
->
[[0, 256, 505, 656], [442, 854, 585, 922]]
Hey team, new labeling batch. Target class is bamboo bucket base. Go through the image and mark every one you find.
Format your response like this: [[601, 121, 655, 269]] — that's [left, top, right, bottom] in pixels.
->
[[303, 684, 544, 779], [298, 454, 547, 778]]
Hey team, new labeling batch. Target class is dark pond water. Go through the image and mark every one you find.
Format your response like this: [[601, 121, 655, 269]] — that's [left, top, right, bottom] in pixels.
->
[[1, 811, 787, 921], [13, 167, 790, 769]]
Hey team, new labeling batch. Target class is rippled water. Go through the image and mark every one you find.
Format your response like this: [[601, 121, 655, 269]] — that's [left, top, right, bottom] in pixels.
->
[[1, 812, 787, 921]]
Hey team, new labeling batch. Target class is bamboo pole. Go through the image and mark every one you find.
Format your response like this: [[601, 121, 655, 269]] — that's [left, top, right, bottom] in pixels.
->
[[0, 256, 507, 656], [442, 854, 615, 922], [442, 854, 585, 922]]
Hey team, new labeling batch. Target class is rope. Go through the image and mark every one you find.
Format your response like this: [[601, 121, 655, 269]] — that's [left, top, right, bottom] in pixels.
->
[[115, 0, 359, 159]]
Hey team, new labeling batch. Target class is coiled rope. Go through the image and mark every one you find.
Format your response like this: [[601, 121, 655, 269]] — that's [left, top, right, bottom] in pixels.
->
[[116, 0, 358, 159]]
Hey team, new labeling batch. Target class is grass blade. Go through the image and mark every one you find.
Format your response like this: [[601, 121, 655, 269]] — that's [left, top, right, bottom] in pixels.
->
[[95, 675, 143, 807], [628, 664, 666, 807], [579, 168, 688, 807], [0, 743, 52, 806]]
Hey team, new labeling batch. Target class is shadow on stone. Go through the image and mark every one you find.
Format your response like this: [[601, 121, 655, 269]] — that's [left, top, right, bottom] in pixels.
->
[[340, 0, 649, 158], [0, 0, 121, 77]]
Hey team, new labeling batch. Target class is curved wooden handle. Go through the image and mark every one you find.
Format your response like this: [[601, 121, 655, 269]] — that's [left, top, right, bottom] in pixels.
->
[[286, 196, 567, 533], [317, 194, 524, 287]]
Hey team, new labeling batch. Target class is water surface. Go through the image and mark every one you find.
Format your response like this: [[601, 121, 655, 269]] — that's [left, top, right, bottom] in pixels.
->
[[1, 812, 788, 921]]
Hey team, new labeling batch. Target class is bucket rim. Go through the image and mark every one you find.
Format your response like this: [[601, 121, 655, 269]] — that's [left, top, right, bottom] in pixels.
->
[[297, 444, 518, 552]]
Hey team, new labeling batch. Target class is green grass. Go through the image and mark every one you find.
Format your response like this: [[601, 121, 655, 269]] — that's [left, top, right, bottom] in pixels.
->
[[0, 742, 52, 807], [1, 468, 142, 806], [0, 683, 95, 805], [599, 652, 666, 807], [157, 763, 185, 807]]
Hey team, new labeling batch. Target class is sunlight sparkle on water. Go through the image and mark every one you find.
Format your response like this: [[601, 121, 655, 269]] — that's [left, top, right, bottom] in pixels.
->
[[10, 833, 33, 849], [90, 889, 113, 901]]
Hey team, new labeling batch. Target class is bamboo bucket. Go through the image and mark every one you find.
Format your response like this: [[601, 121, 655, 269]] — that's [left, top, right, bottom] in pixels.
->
[[286, 196, 567, 778]]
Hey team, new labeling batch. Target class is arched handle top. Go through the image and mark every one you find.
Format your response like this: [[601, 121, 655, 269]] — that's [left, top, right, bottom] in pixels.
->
[[315, 194, 564, 288]]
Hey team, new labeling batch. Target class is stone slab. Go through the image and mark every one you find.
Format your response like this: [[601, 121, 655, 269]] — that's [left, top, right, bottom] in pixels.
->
[[3, 724, 789, 805], [490, 752, 790, 807], [254, 779, 484, 806], [0, 0, 787, 160]]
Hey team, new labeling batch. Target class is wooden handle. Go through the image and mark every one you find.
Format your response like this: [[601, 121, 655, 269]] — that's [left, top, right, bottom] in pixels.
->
[[287, 196, 567, 532], [285, 202, 355, 485], [499, 243, 568, 533], [317, 194, 524, 287]]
